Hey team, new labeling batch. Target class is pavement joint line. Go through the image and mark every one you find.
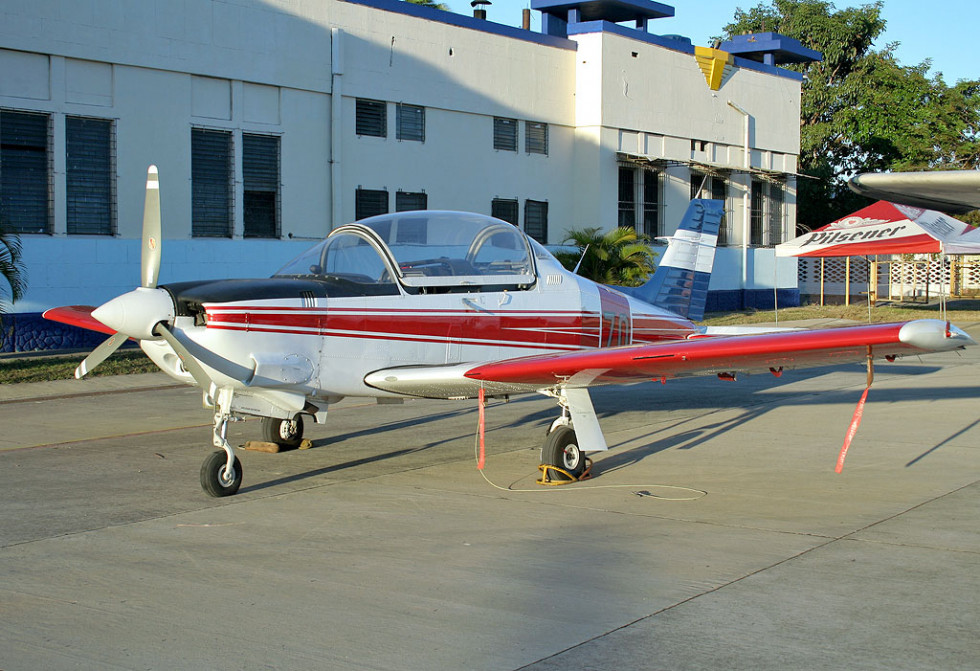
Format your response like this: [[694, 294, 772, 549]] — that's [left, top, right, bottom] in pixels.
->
[[0, 383, 183, 405], [0, 422, 216, 453]]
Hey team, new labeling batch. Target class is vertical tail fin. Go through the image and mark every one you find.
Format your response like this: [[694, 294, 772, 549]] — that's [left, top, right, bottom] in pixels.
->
[[620, 199, 723, 321]]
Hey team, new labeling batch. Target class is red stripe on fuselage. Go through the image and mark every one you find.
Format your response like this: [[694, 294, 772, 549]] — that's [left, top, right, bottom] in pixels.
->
[[202, 306, 695, 349]]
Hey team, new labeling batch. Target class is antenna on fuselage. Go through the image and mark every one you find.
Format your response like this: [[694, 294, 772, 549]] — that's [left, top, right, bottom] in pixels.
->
[[572, 244, 590, 275]]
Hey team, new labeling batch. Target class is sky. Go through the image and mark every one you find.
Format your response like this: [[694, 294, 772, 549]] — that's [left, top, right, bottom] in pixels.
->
[[440, 0, 977, 84]]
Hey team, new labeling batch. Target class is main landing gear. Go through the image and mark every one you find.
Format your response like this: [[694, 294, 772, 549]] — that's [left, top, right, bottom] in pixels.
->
[[541, 424, 589, 481], [261, 415, 305, 449], [538, 389, 603, 482]]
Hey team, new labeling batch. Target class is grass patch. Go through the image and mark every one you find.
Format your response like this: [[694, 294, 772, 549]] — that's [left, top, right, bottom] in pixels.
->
[[702, 299, 980, 326], [0, 349, 160, 384]]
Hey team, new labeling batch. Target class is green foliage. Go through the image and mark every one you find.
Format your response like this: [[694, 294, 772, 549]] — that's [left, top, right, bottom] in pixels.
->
[[0, 220, 27, 315], [553, 226, 658, 287], [404, 0, 450, 10], [723, 0, 980, 229]]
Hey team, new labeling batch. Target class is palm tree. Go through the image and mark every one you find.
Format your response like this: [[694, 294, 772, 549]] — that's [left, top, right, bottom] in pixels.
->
[[0, 220, 27, 315], [553, 226, 658, 287]]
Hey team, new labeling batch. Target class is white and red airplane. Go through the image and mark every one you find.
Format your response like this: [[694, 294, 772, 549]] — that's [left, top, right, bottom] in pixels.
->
[[45, 167, 975, 496]]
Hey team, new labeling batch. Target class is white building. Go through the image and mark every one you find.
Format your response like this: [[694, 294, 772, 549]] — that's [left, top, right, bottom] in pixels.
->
[[0, 0, 818, 351]]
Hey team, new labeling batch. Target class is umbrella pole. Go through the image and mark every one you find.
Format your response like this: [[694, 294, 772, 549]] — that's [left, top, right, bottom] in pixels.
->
[[820, 258, 825, 306]]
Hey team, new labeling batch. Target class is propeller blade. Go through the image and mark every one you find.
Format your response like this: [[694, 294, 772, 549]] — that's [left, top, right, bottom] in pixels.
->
[[153, 322, 213, 390], [141, 165, 161, 289], [75, 332, 128, 379]]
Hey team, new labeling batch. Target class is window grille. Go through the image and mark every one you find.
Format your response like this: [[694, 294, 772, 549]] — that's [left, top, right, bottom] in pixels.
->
[[66, 116, 115, 236], [750, 179, 765, 246], [491, 198, 519, 226], [395, 190, 427, 212], [243, 133, 280, 238], [493, 117, 517, 152], [191, 128, 233, 237], [355, 188, 388, 220], [618, 167, 636, 229], [0, 110, 51, 234], [766, 182, 784, 246], [525, 121, 548, 155], [710, 177, 729, 245], [396, 104, 424, 142], [356, 99, 387, 138], [524, 199, 548, 243], [642, 170, 661, 238]]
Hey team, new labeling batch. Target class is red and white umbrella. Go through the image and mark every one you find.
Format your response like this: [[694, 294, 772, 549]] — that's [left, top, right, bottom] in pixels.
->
[[776, 200, 980, 257]]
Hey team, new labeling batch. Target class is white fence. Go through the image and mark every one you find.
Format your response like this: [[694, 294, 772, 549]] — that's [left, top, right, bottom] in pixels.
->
[[798, 256, 980, 304]]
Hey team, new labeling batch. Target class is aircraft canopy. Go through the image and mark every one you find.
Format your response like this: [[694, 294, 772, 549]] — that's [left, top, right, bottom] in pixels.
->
[[276, 211, 537, 289]]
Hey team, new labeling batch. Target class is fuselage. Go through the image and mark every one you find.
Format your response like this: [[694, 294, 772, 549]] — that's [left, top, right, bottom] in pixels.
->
[[140, 212, 697, 403]]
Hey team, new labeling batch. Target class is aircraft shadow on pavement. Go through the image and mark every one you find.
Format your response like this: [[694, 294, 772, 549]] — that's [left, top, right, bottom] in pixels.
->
[[243, 364, 977, 491]]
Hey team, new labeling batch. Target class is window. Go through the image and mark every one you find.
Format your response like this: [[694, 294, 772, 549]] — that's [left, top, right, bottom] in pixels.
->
[[750, 179, 765, 246], [493, 117, 517, 152], [66, 117, 114, 236], [526, 121, 548, 155], [642, 171, 661, 238], [396, 103, 425, 142], [766, 181, 784, 246], [355, 188, 388, 220], [0, 110, 51, 234], [524, 199, 548, 243], [191, 128, 233, 237], [618, 167, 636, 229], [617, 166, 661, 238], [356, 99, 386, 138], [242, 133, 280, 238], [491, 198, 519, 226], [395, 190, 427, 212]]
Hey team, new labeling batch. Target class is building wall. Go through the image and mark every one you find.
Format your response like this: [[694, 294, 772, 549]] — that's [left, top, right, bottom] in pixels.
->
[[1, 0, 805, 351]]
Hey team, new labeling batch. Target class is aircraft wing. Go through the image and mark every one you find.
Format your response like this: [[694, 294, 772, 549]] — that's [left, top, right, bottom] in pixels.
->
[[365, 320, 973, 398], [848, 171, 980, 214], [43, 305, 117, 337]]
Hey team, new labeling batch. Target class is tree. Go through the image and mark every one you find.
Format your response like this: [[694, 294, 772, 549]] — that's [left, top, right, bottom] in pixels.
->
[[405, 0, 450, 10], [0, 220, 27, 348], [722, 0, 980, 229], [553, 226, 658, 287]]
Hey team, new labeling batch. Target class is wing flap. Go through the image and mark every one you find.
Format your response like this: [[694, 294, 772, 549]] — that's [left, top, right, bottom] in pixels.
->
[[464, 320, 973, 387]]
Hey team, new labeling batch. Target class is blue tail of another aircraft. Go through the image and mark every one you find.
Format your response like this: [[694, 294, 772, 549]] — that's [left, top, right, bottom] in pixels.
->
[[619, 199, 724, 322]]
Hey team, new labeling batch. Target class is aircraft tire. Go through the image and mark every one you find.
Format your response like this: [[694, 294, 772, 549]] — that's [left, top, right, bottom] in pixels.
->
[[261, 415, 304, 448], [541, 426, 586, 481], [201, 450, 243, 497]]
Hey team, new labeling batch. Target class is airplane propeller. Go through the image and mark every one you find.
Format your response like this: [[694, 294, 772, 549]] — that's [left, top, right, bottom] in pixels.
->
[[74, 166, 211, 390]]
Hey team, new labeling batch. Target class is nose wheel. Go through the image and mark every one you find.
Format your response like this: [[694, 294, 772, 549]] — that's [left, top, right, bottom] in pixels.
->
[[200, 450, 243, 497]]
